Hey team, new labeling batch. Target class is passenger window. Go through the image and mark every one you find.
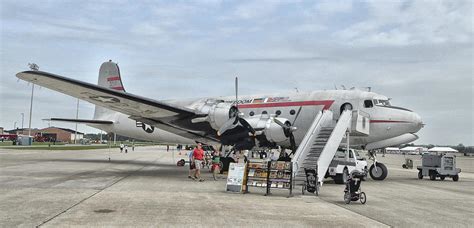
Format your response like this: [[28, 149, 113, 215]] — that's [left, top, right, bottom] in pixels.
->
[[262, 111, 268, 115], [249, 111, 254, 116], [275, 110, 281, 116], [364, 100, 373, 108], [290, 110, 296, 115]]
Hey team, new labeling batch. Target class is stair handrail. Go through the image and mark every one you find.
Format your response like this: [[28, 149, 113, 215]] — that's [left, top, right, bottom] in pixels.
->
[[317, 110, 353, 184], [292, 110, 333, 177]]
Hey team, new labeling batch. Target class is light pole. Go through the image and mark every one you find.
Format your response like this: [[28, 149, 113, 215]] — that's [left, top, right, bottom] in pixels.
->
[[21, 113, 24, 129], [74, 98, 79, 144], [14, 122, 17, 129], [27, 63, 39, 139]]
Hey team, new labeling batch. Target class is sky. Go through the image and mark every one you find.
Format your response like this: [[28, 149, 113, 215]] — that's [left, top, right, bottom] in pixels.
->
[[0, 0, 472, 146]]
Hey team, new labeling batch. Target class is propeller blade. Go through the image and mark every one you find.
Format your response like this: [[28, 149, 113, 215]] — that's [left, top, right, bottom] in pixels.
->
[[289, 133, 296, 153], [235, 77, 238, 109], [291, 106, 303, 125]]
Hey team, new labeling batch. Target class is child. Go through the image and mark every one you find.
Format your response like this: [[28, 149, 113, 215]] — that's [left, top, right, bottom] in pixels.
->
[[211, 151, 221, 181]]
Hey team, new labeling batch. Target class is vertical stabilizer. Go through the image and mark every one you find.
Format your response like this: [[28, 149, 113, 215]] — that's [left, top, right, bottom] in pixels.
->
[[94, 60, 124, 119], [98, 60, 125, 92]]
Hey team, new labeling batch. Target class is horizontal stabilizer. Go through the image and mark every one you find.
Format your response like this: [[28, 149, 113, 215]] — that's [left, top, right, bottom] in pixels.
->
[[44, 118, 113, 125]]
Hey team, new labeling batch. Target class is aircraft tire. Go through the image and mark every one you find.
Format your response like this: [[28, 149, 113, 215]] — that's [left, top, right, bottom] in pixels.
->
[[220, 157, 235, 174], [369, 163, 388, 180]]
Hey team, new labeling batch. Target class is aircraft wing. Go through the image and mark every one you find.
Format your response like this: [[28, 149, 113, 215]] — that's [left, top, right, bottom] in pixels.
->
[[16, 71, 218, 142], [44, 118, 114, 125]]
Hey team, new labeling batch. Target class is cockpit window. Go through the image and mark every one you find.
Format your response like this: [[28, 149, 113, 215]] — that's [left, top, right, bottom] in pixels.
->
[[373, 99, 391, 106], [364, 100, 373, 108]]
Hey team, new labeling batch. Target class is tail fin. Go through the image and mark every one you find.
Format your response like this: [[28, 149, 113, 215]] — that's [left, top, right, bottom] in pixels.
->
[[94, 60, 124, 119], [98, 60, 126, 92]]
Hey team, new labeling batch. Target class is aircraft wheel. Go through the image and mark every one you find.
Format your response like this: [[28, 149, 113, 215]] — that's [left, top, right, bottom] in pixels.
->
[[440, 176, 445, 181], [220, 157, 235, 174], [369, 163, 388, 180], [429, 171, 436, 180]]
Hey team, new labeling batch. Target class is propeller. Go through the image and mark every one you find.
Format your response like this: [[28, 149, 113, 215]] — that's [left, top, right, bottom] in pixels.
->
[[273, 118, 297, 152], [217, 76, 254, 136]]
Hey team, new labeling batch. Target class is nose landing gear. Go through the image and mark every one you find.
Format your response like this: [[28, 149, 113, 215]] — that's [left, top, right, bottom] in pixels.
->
[[368, 150, 388, 181]]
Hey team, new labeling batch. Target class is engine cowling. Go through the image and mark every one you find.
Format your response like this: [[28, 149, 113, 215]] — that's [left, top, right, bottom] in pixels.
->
[[196, 101, 236, 130], [246, 116, 291, 143]]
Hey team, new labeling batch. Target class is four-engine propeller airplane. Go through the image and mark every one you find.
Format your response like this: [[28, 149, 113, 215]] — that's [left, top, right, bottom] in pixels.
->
[[16, 60, 423, 181]]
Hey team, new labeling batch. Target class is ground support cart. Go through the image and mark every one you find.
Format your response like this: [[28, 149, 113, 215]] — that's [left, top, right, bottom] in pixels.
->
[[417, 153, 461, 181]]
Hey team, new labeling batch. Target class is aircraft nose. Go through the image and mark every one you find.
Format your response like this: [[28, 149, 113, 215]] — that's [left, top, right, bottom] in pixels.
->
[[412, 112, 423, 132]]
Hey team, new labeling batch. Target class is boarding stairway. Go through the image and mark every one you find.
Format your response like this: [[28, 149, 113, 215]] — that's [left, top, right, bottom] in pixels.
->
[[292, 109, 353, 186]]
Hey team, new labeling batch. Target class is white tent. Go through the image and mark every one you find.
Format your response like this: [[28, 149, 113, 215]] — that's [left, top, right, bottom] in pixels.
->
[[428, 147, 458, 153], [385, 147, 400, 153], [400, 146, 427, 154]]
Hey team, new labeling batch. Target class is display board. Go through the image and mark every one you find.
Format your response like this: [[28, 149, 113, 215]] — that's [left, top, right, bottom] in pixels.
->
[[244, 160, 293, 197], [226, 163, 246, 193]]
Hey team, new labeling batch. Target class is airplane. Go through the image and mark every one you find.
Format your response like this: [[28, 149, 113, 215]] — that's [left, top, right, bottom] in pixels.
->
[[16, 60, 423, 181]]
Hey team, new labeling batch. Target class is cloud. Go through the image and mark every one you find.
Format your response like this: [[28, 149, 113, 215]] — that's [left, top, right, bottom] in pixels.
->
[[314, 0, 353, 14], [335, 0, 473, 46], [1, 1, 472, 145]]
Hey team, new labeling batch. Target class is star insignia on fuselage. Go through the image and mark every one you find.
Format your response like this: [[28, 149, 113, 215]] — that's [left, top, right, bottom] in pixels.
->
[[89, 96, 120, 103], [142, 124, 154, 133]]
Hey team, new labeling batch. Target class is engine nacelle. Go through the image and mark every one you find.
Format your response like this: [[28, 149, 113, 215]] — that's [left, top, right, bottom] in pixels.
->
[[246, 116, 290, 143], [196, 100, 236, 130]]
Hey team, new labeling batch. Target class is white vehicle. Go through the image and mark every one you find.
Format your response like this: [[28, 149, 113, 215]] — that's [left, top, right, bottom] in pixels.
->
[[326, 148, 368, 184]]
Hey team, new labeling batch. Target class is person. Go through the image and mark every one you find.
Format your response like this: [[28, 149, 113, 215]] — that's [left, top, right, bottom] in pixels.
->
[[167, 145, 169, 152], [188, 148, 195, 179], [132, 141, 135, 151], [211, 150, 221, 181], [193, 143, 205, 182], [119, 143, 124, 153], [124, 144, 128, 153]]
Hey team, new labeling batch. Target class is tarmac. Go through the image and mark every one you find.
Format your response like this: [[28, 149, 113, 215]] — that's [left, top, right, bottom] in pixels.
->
[[0, 146, 473, 227]]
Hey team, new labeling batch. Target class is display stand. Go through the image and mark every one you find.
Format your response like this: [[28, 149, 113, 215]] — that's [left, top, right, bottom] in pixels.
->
[[244, 159, 269, 193], [244, 160, 293, 197]]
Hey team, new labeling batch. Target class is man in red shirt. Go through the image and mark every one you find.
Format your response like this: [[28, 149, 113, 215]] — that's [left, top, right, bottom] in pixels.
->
[[193, 143, 205, 181]]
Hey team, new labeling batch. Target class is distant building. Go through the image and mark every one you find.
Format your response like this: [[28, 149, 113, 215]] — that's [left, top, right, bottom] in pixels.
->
[[5, 128, 41, 135], [0, 127, 3, 134], [39, 127, 84, 143], [6, 127, 84, 143]]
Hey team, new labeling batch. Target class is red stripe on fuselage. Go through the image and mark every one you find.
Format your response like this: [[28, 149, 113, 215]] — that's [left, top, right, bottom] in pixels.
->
[[238, 100, 334, 110], [107, 76, 121, 81]]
